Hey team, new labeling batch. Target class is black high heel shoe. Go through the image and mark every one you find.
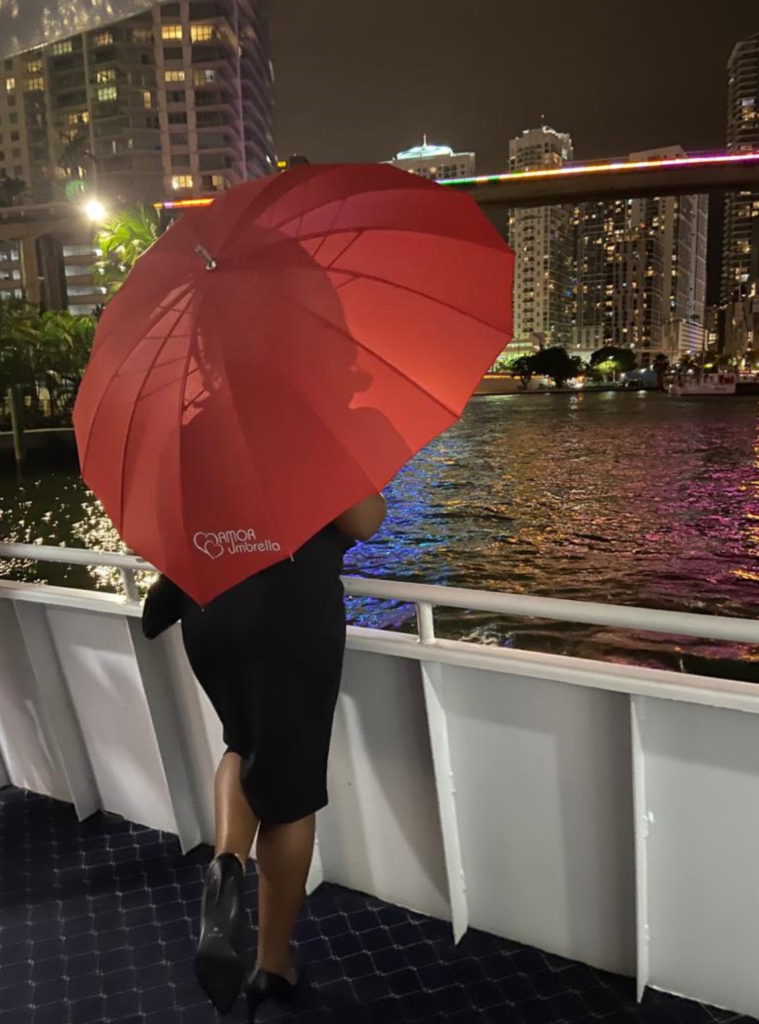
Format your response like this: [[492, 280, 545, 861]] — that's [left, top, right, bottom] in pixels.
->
[[244, 967, 299, 1022], [194, 853, 247, 1014]]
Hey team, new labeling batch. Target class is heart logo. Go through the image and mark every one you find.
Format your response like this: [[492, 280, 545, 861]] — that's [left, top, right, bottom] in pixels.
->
[[193, 533, 225, 560]]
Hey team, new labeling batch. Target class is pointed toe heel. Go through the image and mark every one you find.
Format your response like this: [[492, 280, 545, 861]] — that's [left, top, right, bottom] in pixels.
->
[[194, 853, 247, 1013], [244, 968, 299, 1022]]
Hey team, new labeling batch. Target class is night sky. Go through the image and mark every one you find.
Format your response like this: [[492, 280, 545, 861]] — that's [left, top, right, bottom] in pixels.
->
[[271, 0, 753, 171]]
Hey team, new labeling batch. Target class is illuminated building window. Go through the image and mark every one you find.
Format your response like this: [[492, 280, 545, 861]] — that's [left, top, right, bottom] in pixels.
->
[[162, 25, 183, 40], [96, 69, 116, 84], [52, 40, 73, 56], [66, 111, 89, 126], [211, 174, 226, 189], [6, 78, 15, 92], [97, 85, 118, 102], [93, 32, 114, 47], [191, 25, 216, 43], [26, 77, 45, 92], [172, 174, 194, 190], [143, 91, 152, 109], [26, 60, 43, 75], [194, 69, 216, 86], [164, 70, 186, 83]]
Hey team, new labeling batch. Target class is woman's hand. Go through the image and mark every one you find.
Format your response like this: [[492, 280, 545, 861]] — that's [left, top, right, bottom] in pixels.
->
[[334, 493, 387, 542]]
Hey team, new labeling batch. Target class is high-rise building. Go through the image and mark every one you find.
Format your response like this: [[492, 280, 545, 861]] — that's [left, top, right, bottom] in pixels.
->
[[0, 0, 275, 206], [387, 137, 475, 181], [573, 146, 708, 363], [0, 0, 275, 313], [508, 125, 574, 347], [723, 30, 759, 352]]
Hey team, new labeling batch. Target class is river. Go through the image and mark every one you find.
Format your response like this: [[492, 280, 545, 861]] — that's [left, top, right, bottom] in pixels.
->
[[3, 391, 759, 679]]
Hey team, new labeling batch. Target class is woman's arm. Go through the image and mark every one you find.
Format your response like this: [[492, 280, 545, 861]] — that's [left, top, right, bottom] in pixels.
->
[[333, 493, 387, 542]]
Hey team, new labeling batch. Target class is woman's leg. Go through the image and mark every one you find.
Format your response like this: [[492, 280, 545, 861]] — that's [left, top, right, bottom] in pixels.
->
[[215, 751, 260, 865], [255, 814, 316, 981]]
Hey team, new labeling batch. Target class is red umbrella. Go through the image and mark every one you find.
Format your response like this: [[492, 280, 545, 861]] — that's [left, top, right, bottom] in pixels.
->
[[74, 164, 514, 605]]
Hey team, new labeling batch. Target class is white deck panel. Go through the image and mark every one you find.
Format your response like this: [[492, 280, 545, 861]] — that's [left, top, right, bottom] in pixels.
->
[[437, 663, 636, 976], [320, 649, 450, 921], [638, 696, 759, 1014]]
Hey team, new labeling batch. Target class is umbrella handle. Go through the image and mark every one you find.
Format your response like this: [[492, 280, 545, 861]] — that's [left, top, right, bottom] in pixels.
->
[[194, 244, 217, 271]]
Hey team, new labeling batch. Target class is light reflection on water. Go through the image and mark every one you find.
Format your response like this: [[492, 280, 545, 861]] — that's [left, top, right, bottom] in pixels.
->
[[3, 392, 759, 678]]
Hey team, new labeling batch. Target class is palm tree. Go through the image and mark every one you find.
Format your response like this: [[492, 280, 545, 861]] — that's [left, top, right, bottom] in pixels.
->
[[95, 204, 165, 296]]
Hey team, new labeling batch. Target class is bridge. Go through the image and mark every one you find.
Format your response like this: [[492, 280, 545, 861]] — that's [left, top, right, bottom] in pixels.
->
[[441, 150, 759, 209], [156, 151, 759, 214]]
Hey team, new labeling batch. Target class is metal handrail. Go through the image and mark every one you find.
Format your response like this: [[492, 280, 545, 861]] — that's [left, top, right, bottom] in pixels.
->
[[2, 541, 759, 647]]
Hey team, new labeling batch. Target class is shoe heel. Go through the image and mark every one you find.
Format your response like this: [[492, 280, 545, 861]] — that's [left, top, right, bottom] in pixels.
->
[[245, 969, 298, 1022], [195, 933, 245, 1014]]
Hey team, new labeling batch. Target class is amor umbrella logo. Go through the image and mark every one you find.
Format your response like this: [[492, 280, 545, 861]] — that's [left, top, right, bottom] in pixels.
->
[[193, 530, 282, 560]]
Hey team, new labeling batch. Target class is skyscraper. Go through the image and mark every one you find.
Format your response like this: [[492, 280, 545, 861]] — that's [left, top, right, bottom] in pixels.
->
[[723, 29, 759, 352], [387, 137, 475, 180], [0, 0, 275, 313], [573, 146, 708, 363], [0, 0, 275, 205], [508, 125, 574, 347]]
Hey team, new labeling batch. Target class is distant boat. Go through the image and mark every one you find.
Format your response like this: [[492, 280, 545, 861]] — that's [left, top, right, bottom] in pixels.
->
[[668, 370, 737, 397]]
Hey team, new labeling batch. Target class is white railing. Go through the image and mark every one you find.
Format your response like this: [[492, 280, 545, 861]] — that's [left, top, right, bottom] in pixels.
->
[[2, 540, 759, 647]]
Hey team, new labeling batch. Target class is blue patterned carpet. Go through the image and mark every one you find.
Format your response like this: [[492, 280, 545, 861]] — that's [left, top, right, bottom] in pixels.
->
[[0, 787, 754, 1024]]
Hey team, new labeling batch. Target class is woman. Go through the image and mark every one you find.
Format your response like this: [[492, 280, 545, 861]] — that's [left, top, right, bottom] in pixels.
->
[[144, 492, 386, 1020]]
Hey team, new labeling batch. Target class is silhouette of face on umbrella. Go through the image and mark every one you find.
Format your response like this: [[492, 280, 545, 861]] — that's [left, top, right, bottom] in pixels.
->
[[145, 222, 406, 597]]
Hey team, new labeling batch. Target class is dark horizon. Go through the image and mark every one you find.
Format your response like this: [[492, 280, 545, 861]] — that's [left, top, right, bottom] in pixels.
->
[[271, 1, 752, 171]]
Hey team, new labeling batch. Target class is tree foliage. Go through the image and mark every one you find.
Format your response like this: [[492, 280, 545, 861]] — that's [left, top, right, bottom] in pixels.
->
[[95, 204, 164, 296], [589, 346, 637, 377], [0, 298, 95, 422], [510, 356, 536, 389], [0, 175, 28, 208], [529, 346, 583, 388]]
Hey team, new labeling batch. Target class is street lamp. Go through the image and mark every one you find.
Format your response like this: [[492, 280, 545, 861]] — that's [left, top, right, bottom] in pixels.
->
[[82, 199, 107, 224]]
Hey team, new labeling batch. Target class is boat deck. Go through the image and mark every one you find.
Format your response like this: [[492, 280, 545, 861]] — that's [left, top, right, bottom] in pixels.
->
[[1, 787, 751, 1024]]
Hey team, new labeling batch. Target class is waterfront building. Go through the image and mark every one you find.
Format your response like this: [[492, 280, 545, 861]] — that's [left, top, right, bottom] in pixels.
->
[[705, 304, 728, 352], [723, 29, 759, 352], [661, 318, 707, 361], [387, 137, 475, 181], [508, 125, 574, 347], [572, 146, 708, 365], [0, 0, 275, 312]]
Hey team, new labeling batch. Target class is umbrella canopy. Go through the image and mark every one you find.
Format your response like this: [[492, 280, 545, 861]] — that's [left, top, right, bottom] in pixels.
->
[[74, 164, 514, 604]]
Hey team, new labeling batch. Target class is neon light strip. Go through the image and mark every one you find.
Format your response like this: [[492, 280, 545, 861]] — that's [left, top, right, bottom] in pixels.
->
[[439, 150, 759, 187], [156, 198, 215, 209]]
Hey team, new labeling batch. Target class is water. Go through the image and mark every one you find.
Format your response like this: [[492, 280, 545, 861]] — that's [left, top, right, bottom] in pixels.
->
[[3, 391, 759, 677]]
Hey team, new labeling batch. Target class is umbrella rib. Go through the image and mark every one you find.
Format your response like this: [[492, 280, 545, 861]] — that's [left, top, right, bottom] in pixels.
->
[[115, 295, 196, 534], [267, 180, 435, 234], [310, 196, 349, 262], [79, 283, 194, 473], [228, 223, 509, 273], [328, 266, 512, 334], [173, 286, 207, 602], [270, 287, 462, 420], [209, 288, 294, 562]]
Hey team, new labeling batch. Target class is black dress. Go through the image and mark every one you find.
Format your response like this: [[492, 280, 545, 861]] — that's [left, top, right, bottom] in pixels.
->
[[178, 524, 352, 824]]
